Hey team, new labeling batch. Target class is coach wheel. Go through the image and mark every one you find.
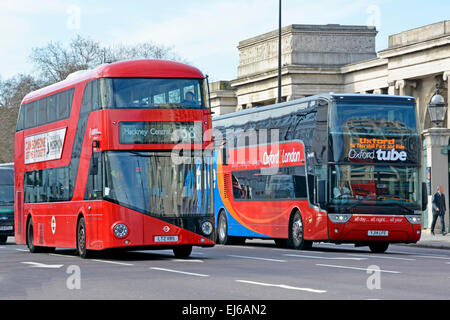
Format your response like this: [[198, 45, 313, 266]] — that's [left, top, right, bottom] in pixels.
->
[[288, 210, 312, 250], [217, 211, 229, 245], [77, 217, 92, 259], [274, 239, 288, 248], [369, 242, 389, 253], [0, 236, 7, 244], [173, 245, 192, 258]]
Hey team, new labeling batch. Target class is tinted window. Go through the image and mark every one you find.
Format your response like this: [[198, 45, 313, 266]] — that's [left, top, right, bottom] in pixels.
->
[[231, 166, 307, 201], [17, 87, 75, 131], [104, 78, 206, 109], [25, 101, 36, 128]]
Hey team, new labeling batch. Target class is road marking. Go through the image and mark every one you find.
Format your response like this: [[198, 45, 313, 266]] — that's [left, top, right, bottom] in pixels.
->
[[170, 259, 204, 263], [347, 254, 416, 261], [285, 254, 367, 261], [235, 280, 327, 294], [150, 267, 209, 277], [49, 253, 79, 259], [92, 259, 134, 266], [316, 264, 401, 274], [21, 262, 64, 269], [228, 255, 286, 262], [414, 255, 450, 260], [16, 248, 29, 252]]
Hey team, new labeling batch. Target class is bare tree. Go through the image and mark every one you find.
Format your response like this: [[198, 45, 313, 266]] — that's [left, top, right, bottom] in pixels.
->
[[0, 74, 42, 109], [29, 35, 183, 83]]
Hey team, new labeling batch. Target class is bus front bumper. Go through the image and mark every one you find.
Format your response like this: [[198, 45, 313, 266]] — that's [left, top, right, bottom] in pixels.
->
[[327, 214, 421, 243]]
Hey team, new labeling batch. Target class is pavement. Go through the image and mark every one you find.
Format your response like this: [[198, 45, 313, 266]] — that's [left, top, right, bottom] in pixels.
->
[[406, 230, 450, 250]]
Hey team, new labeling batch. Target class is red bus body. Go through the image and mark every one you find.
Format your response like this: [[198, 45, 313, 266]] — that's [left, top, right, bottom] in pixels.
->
[[213, 94, 423, 253], [15, 60, 215, 256]]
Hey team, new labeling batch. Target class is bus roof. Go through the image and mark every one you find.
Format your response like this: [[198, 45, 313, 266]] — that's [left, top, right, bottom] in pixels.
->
[[213, 93, 415, 123], [22, 59, 205, 104]]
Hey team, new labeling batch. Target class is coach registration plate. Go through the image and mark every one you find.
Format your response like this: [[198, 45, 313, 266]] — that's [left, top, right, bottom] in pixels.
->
[[0, 225, 13, 231], [154, 235, 179, 243], [368, 230, 389, 236]]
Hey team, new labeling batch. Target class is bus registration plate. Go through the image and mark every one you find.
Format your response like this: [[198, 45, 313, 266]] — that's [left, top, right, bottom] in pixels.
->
[[368, 230, 389, 236], [154, 236, 179, 243], [0, 225, 13, 231]]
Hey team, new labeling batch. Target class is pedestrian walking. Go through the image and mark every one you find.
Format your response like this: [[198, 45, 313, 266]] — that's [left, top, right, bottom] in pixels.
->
[[431, 185, 447, 235]]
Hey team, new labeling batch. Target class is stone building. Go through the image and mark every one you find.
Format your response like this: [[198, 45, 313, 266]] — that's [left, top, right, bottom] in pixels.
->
[[210, 21, 450, 232]]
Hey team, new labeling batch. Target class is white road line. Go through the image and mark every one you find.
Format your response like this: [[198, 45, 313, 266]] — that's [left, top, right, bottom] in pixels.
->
[[316, 263, 401, 274], [228, 254, 286, 262], [92, 259, 134, 266], [170, 259, 204, 263], [347, 254, 416, 261], [150, 267, 209, 277], [285, 254, 367, 261], [21, 262, 64, 269], [50, 253, 79, 259], [414, 255, 450, 260], [16, 248, 29, 252], [0, 246, 5, 249], [235, 280, 327, 294]]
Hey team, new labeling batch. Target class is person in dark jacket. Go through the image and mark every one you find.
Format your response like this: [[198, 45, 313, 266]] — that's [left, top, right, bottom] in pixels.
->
[[431, 185, 447, 235]]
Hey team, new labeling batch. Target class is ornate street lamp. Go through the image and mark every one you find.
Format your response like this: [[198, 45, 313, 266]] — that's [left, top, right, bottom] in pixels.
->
[[427, 87, 447, 127]]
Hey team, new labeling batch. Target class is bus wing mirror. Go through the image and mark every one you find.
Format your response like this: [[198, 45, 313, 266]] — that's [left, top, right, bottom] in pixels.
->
[[90, 153, 98, 176], [318, 180, 327, 206], [422, 182, 428, 211], [221, 149, 228, 166]]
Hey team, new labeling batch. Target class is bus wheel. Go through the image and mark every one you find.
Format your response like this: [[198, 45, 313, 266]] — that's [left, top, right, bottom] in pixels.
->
[[274, 239, 288, 248], [288, 210, 312, 250], [173, 245, 192, 258], [0, 236, 7, 244], [76, 217, 92, 259], [26, 219, 44, 253], [217, 211, 229, 245], [369, 242, 389, 253]]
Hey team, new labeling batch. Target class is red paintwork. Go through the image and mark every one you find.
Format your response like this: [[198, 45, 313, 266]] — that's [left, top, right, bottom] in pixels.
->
[[328, 215, 421, 243], [219, 141, 329, 241], [218, 141, 420, 244], [14, 59, 214, 250]]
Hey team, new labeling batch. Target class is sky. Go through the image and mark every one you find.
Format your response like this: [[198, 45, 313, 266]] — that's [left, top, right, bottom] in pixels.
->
[[0, 0, 449, 82]]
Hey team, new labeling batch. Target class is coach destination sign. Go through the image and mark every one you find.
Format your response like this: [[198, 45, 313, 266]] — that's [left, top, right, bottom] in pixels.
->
[[342, 137, 418, 164], [119, 121, 202, 145]]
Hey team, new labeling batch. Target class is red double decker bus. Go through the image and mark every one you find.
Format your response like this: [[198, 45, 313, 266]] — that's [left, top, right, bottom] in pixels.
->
[[14, 59, 215, 258]]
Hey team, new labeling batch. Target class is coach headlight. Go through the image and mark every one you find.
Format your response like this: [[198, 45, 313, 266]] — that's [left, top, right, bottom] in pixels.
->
[[113, 223, 129, 238], [201, 221, 213, 236], [328, 214, 352, 223], [405, 215, 422, 224]]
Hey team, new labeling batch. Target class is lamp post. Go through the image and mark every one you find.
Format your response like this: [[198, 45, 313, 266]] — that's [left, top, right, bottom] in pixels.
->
[[277, 0, 282, 103], [427, 87, 448, 127], [424, 84, 449, 232]]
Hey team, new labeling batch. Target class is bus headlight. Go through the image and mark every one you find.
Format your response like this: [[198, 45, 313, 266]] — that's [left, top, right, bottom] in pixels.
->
[[201, 221, 213, 236], [113, 223, 128, 238], [405, 215, 422, 224], [328, 214, 352, 223]]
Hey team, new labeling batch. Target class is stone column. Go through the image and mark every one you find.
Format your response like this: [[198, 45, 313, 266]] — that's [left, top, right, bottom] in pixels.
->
[[423, 128, 450, 233], [373, 88, 382, 94], [395, 80, 406, 96], [444, 71, 450, 128], [394, 79, 416, 96], [388, 81, 396, 95]]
